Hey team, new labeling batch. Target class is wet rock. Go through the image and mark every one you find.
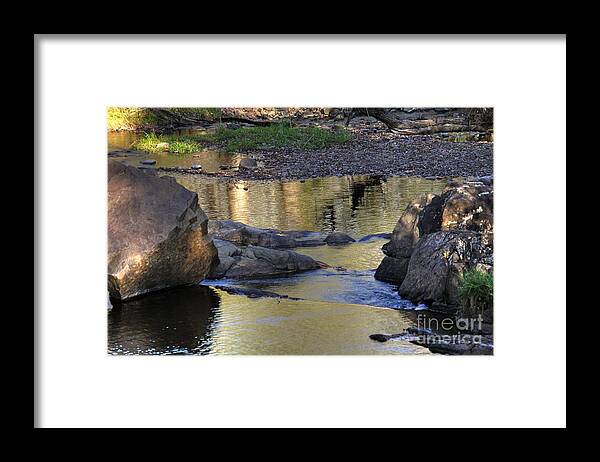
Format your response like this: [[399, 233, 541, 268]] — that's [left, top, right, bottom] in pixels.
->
[[324, 232, 356, 245], [399, 230, 492, 307], [191, 164, 202, 170], [369, 334, 390, 342], [208, 239, 319, 279], [214, 285, 302, 300], [239, 157, 258, 169], [140, 159, 156, 165], [406, 326, 434, 336], [107, 160, 217, 301]]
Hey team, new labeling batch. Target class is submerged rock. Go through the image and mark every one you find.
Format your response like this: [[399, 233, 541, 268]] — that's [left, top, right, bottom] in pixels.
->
[[208, 238, 320, 279], [107, 160, 217, 301], [140, 159, 157, 165]]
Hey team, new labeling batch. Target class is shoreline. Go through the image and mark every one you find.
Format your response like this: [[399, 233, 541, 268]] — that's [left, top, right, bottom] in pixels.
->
[[111, 135, 493, 182]]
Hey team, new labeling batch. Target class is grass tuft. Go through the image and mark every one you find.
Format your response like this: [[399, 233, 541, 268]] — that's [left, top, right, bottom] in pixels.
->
[[132, 132, 205, 154], [458, 269, 493, 316]]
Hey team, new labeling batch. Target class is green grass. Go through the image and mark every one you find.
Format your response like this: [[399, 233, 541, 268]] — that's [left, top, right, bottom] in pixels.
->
[[133, 132, 206, 154], [458, 269, 493, 316], [132, 124, 351, 154], [213, 123, 351, 151]]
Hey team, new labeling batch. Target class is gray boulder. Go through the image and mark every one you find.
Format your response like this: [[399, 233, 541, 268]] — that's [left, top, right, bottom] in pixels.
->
[[107, 160, 217, 301], [208, 239, 320, 279]]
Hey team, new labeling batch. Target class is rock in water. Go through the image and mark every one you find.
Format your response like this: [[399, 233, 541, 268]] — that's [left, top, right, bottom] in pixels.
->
[[399, 230, 492, 306], [140, 159, 157, 165], [107, 160, 217, 301], [208, 239, 319, 279], [324, 232, 356, 245], [369, 334, 390, 342], [375, 182, 493, 285]]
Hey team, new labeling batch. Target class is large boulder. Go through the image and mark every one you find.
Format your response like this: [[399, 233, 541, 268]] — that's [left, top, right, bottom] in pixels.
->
[[375, 181, 493, 285], [208, 239, 320, 279], [107, 160, 217, 301], [399, 230, 493, 306]]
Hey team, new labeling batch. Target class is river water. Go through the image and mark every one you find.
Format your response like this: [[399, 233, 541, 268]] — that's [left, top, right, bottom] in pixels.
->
[[107, 135, 449, 355]]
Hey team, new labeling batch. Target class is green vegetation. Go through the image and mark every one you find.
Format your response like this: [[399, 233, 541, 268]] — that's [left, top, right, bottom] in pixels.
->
[[107, 107, 222, 131], [133, 132, 205, 154], [213, 123, 351, 151], [107, 108, 159, 131], [458, 269, 493, 316], [132, 124, 351, 154]]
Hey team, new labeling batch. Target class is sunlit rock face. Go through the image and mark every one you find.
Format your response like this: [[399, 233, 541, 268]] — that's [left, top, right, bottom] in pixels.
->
[[375, 180, 493, 303], [107, 160, 217, 301]]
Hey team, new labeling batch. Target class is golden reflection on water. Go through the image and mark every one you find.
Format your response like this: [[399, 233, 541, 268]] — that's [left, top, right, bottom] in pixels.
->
[[296, 240, 385, 271], [209, 289, 429, 355], [174, 174, 448, 236]]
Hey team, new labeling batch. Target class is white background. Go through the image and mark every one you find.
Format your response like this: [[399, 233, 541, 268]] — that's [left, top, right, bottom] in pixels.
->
[[36, 36, 566, 428]]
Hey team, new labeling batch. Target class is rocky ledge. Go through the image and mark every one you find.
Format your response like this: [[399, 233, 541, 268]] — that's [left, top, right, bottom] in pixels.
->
[[208, 220, 358, 249]]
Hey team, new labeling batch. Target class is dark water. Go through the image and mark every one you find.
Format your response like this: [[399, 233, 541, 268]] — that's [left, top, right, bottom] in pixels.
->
[[107, 145, 449, 355]]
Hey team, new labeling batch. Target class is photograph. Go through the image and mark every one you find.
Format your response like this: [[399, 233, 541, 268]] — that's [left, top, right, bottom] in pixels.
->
[[107, 107, 494, 355], [35, 35, 566, 429]]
